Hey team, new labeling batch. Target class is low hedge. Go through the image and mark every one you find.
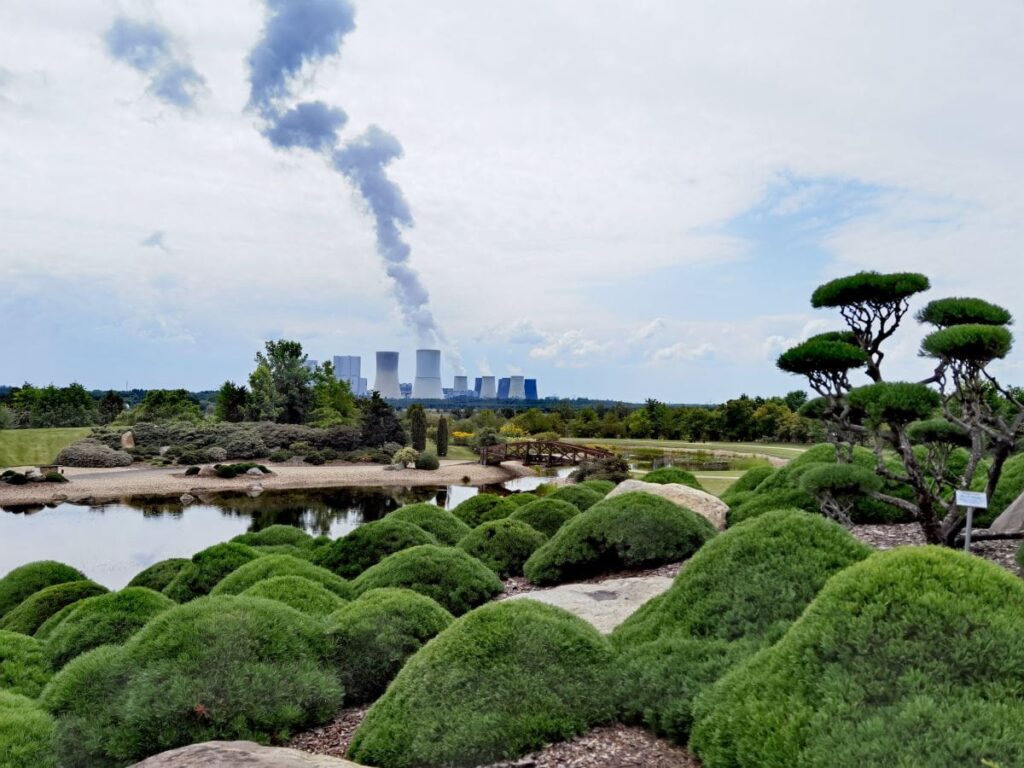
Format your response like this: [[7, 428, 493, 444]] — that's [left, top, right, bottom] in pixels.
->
[[0, 561, 87, 619], [524, 492, 715, 586], [457, 519, 547, 578], [0, 630, 52, 697], [210, 554, 352, 600], [546, 485, 604, 511], [351, 545, 503, 616], [0, 581, 108, 636], [642, 467, 702, 489], [0, 691, 56, 768], [312, 520, 437, 579], [125, 558, 188, 593], [348, 600, 617, 768], [241, 576, 347, 617], [451, 494, 517, 527], [509, 498, 580, 538], [386, 503, 471, 545], [326, 588, 453, 704], [161, 542, 260, 602], [232, 524, 312, 548]]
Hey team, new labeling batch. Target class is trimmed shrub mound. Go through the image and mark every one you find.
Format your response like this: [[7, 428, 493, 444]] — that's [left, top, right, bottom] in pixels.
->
[[506, 492, 540, 508], [386, 503, 471, 545], [312, 519, 437, 579], [125, 558, 189, 593], [451, 494, 517, 527], [0, 581, 108, 636], [546, 485, 603, 511], [0, 691, 56, 768], [41, 596, 343, 766], [0, 630, 52, 697], [348, 600, 617, 768], [54, 439, 132, 468], [727, 487, 818, 526], [211, 554, 352, 600], [690, 547, 1024, 767], [0, 561, 87, 619], [509, 498, 579, 538], [232, 524, 313, 548], [577, 478, 615, 496], [719, 465, 774, 504], [326, 588, 453, 704], [161, 542, 260, 602], [642, 467, 702, 489], [42, 588, 175, 669], [524, 492, 715, 586], [351, 545, 503, 616], [457, 519, 547, 578], [414, 452, 440, 470], [242, 576, 346, 617]]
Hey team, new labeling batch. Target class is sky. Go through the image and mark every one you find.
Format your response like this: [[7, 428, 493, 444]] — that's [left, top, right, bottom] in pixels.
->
[[0, 0, 1021, 403]]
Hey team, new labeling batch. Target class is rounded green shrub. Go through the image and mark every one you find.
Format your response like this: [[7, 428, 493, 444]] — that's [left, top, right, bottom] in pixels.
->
[[811, 270, 930, 307], [720, 465, 774, 502], [451, 494, 516, 527], [777, 338, 867, 376], [42, 596, 343, 766], [906, 418, 971, 447], [0, 630, 52, 697], [921, 323, 1013, 365], [0, 691, 56, 768], [577, 479, 615, 495], [690, 547, 1024, 767], [0, 581, 108, 636], [348, 600, 617, 768], [506, 492, 540, 508], [457, 519, 547, 577], [547, 484, 604, 511], [326, 588, 453, 704], [847, 381, 941, 426], [990, 453, 1024, 521], [161, 542, 260, 602], [386, 503, 471, 545], [799, 462, 883, 498], [726, 488, 818, 526], [242, 576, 346, 617], [232, 524, 312, 548], [642, 467, 702, 489], [524, 492, 715, 586], [211, 554, 352, 599], [414, 452, 440, 470], [126, 558, 188, 593], [42, 588, 174, 669], [351, 545, 503, 616], [0, 562, 86, 619], [509, 498, 580, 538], [312, 519, 437, 579], [917, 296, 1013, 328]]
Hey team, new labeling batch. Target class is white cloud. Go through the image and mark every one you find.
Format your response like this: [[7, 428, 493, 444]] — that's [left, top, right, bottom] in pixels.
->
[[650, 341, 715, 363], [631, 318, 666, 343], [529, 330, 611, 367]]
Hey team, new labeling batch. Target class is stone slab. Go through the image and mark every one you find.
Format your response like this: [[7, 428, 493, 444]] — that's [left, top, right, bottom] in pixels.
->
[[130, 741, 363, 767]]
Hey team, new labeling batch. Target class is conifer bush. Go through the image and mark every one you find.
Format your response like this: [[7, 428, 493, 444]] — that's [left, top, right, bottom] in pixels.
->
[[506, 492, 540, 508], [0, 562, 86, 619], [0, 581, 107, 636], [125, 558, 188, 593], [577, 478, 615, 495], [161, 542, 260, 602], [242, 576, 346, 617], [509, 498, 580, 538], [451, 494, 517, 527], [719, 465, 774, 505], [642, 467, 702, 489], [0, 630, 52, 697], [0, 691, 56, 768], [312, 519, 437, 579], [232, 524, 312, 548], [457, 519, 547, 577], [210, 554, 351, 599], [546, 485, 603, 511], [989, 453, 1024, 522], [386, 503, 471, 545]]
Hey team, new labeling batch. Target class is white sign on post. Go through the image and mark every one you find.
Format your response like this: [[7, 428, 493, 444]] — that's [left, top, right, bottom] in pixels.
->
[[956, 490, 989, 552]]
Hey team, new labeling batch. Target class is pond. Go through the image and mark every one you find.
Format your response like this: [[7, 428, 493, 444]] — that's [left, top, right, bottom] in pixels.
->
[[0, 468, 574, 589]]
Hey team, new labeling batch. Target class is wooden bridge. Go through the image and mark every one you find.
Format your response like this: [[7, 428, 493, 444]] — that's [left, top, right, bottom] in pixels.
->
[[480, 441, 615, 466]]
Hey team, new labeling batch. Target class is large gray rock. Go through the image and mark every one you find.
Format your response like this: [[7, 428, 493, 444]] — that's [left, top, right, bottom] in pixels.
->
[[197, 466, 218, 478], [606, 478, 728, 530], [130, 741, 363, 767], [121, 431, 136, 449], [989, 491, 1024, 534]]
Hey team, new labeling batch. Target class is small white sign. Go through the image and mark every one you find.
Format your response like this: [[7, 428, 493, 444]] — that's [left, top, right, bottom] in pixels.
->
[[955, 490, 988, 509]]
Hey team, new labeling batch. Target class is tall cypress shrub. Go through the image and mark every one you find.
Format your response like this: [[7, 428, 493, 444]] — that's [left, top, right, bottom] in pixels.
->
[[410, 405, 427, 451], [436, 416, 449, 457]]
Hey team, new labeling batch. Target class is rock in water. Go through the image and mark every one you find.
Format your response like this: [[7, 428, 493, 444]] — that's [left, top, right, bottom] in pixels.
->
[[120, 431, 136, 449], [180, 494, 195, 505], [129, 740, 364, 767], [607, 479, 728, 530]]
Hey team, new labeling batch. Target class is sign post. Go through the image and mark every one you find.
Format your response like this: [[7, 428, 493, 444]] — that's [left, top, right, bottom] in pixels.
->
[[955, 490, 988, 552]]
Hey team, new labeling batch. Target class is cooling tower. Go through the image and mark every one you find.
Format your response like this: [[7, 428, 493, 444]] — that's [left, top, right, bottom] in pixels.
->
[[453, 375, 468, 393], [374, 351, 401, 399], [479, 376, 496, 399], [412, 349, 443, 399], [525, 378, 538, 400], [508, 375, 526, 400], [497, 377, 511, 400]]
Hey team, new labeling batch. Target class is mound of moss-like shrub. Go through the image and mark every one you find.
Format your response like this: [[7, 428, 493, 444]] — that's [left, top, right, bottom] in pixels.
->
[[161, 542, 260, 602], [642, 467, 702, 488], [457, 519, 547, 578], [612, 510, 871, 741], [727, 487, 818, 526], [349, 600, 617, 768], [125, 558, 188, 593], [451, 494, 517, 527], [509, 498, 579, 538], [414, 452, 440, 470], [0, 561, 87, 619], [577, 478, 615, 496], [242, 576, 346, 617], [0, 691, 56, 768], [42, 588, 174, 670], [232, 524, 312, 548], [312, 520, 437, 579], [546, 485, 604, 511], [351, 545, 502, 616], [211, 554, 352, 599], [326, 588, 453, 704], [719, 465, 774, 505], [524, 492, 715, 585], [41, 595, 342, 766], [0, 631, 52, 697], [0, 581, 107, 636], [690, 547, 1024, 767], [386, 503, 471, 545], [568, 455, 632, 484], [54, 439, 133, 468], [506, 492, 540, 508], [213, 462, 270, 479]]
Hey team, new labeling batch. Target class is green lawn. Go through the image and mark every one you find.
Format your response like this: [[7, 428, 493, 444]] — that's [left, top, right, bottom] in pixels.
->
[[0, 427, 92, 468], [563, 437, 807, 460], [426, 440, 478, 462]]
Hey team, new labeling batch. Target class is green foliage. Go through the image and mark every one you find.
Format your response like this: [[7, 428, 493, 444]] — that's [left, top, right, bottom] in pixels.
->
[[211, 554, 352, 599], [222, 431, 268, 459], [41, 596, 343, 766], [43, 471, 67, 483], [435, 416, 449, 457], [213, 461, 269, 478], [391, 446, 418, 468], [451, 493, 517, 527], [161, 542, 260, 602], [408, 404, 427, 452], [990, 453, 1024, 519], [414, 451, 440, 470], [386, 503, 471, 546], [0, 691, 56, 768], [42, 588, 174, 669], [0, 562, 86, 620], [917, 296, 1013, 328], [721, 465, 774, 499], [524, 492, 715, 585], [921, 323, 1014, 365], [810, 270, 930, 308], [326, 588, 453, 704], [0, 630, 52, 697], [348, 600, 617, 768], [546, 484, 604, 511], [457, 519, 547, 577], [506, 492, 540, 507], [799, 462, 883, 497], [776, 339, 867, 376], [312, 520, 437, 579], [126, 389, 202, 424], [125, 558, 188, 593], [643, 467, 702, 488], [54, 439, 133, 468], [351, 545, 503, 616], [303, 450, 326, 465], [690, 547, 1024, 768], [310, 361, 356, 427], [0, 581, 107, 636], [268, 448, 292, 462], [848, 381, 941, 426], [509, 498, 580, 538], [568, 455, 631, 484], [727, 488, 819, 526], [256, 340, 315, 425], [247, 360, 281, 422], [241, 576, 346, 617], [232, 524, 312, 548], [906, 418, 971, 447], [361, 392, 407, 447], [213, 381, 249, 423], [4, 382, 98, 429], [577, 478, 615, 495]]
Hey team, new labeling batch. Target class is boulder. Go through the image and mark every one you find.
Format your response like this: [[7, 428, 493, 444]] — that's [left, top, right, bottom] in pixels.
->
[[246, 467, 263, 476], [197, 466, 218, 478], [25, 468, 44, 482], [121, 431, 136, 449], [180, 493, 195, 505], [130, 740, 363, 767], [989, 491, 1024, 534], [606, 479, 728, 530]]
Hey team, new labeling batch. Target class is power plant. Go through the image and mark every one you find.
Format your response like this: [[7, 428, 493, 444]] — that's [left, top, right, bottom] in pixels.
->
[[333, 355, 367, 396], [373, 351, 401, 399], [412, 349, 443, 399], [479, 376, 496, 399]]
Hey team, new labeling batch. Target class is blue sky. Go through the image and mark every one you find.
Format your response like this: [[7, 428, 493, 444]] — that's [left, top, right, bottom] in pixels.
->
[[1, 1, 1021, 402]]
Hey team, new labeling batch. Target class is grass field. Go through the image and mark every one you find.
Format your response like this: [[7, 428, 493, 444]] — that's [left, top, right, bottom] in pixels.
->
[[429, 440, 478, 462], [0, 427, 91, 468], [563, 437, 808, 461]]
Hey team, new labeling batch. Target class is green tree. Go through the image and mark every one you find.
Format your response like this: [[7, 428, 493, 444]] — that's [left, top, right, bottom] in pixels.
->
[[246, 361, 281, 422], [129, 389, 201, 423], [436, 416, 449, 457], [361, 392, 407, 447], [98, 391, 125, 424], [214, 382, 249, 423], [409, 404, 427, 451], [256, 340, 314, 424], [309, 362, 356, 426]]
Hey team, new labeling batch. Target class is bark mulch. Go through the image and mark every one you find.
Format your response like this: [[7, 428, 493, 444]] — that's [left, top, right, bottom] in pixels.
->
[[482, 724, 701, 768], [285, 706, 368, 759], [851, 524, 1021, 577]]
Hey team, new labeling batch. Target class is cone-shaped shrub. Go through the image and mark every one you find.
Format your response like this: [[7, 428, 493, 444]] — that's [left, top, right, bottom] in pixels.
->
[[451, 494, 516, 527], [0, 630, 52, 697], [457, 519, 547, 578], [577, 479, 615, 495], [326, 588, 453, 704], [0, 581, 107, 636], [386, 503, 471, 545], [125, 558, 188, 593], [348, 600, 617, 768], [242, 576, 346, 617], [642, 468, 702, 489], [506, 492, 540, 508], [509, 498, 579, 538], [524, 492, 715, 586], [312, 519, 437, 579], [41, 596, 343, 766], [351, 545, 502, 616], [0, 691, 56, 768], [0, 562, 86, 620], [42, 588, 175, 669], [161, 542, 260, 602], [546, 485, 603, 511], [211, 554, 351, 599], [690, 547, 1024, 767], [232, 524, 312, 548]]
